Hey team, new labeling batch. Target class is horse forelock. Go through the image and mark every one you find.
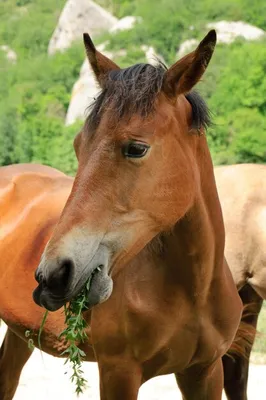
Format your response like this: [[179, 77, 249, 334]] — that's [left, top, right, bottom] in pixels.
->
[[85, 62, 211, 132]]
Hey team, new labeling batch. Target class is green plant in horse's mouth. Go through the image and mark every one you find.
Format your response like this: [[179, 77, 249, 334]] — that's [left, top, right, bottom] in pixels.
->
[[25, 329, 35, 351], [26, 274, 95, 395], [58, 278, 92, 395]]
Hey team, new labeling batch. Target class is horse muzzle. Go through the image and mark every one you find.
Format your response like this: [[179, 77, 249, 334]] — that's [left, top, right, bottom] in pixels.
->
[[33, 244, 113, 311]]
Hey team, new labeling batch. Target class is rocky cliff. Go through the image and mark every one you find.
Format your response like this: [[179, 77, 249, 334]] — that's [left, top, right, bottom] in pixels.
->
[[48, 0, 118, 55], [48, 2, 265, 126]]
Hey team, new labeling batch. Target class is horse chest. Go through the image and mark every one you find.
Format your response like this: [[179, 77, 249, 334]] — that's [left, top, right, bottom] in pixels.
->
[[121, 291, 200, 369]]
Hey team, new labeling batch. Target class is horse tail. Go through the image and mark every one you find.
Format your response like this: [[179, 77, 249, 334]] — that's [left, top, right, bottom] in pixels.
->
[[226, 303, 260, 360]]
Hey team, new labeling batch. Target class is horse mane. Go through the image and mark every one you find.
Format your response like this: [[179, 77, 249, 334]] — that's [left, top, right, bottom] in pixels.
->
[[86, 62, 211, 132], [185, 91, 211, 130]]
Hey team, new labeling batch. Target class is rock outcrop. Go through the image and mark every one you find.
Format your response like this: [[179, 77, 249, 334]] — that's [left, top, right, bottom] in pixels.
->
[[110, 16, 142, 33], [0, 45, 17, 63], [65, 43, 119, 126], [65, 42, 165, 126], [177, 21, 265, 57], [48, 0, 118, 55], [176, 39, 198, 59], [65, 59, 100, 126], [65, 13, 265, 126], [49, 1, 165, 125], [65, 12, 164, 126], [207, 21, 265, 43]]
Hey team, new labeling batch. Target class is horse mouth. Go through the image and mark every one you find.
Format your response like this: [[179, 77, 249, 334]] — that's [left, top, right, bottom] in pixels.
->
[[33, 265, 113, 312], [75, 266, 104, 311]]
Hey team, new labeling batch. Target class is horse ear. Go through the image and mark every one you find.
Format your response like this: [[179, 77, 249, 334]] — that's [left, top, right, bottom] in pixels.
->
[[83, 33, 120, 86], [163, 30, 217, 97]]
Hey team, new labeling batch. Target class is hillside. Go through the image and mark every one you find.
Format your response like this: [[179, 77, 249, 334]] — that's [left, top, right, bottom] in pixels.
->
[[0, 0, 265, 173]]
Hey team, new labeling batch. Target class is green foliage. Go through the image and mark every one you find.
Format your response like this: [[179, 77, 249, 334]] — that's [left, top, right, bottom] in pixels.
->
[[24, 329, 35, 351], [115, 47, 146, 68], [0, 43, 83, 168], [59, 274, 96, 395], [97, 0, 266, 63], [0, 0, 65, 58], [25, 282, 92, 394], [253, 303, 266, 355], [50, 122, 80, 176], [0, 0, 83, 173], [201, 40, 266, 164], [95, 1, 266, 165], [0, 0, 266, 174]]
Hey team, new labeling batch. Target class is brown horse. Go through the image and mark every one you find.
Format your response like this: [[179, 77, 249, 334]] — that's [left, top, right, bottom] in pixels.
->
[[215, 164, 266, 400], [0, 31, 244, 399], [32, 30, 242, 399]]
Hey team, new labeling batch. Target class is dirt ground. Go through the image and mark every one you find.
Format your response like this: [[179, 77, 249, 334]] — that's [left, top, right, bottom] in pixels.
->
[[1, 324, 265, 399]]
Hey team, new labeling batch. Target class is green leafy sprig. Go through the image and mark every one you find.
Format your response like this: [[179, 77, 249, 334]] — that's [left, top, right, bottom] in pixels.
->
[[26, 276, 92, 395], [59, 278, 92, 395]]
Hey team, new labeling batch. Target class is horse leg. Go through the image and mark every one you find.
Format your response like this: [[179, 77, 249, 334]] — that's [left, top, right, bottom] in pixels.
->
[[175, 358, 223, 400], [98, 358, 142, 400], [222, 284, 263, 400], [0, 327, 32, 400]]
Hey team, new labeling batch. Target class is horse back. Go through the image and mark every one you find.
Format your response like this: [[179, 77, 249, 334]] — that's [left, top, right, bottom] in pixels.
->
[[0, 164, 73, 337], [215, 163, 266, 297]]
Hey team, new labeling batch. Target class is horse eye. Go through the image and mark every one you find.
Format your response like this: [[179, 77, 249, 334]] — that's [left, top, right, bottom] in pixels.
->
[[122, 142, 150, 158]]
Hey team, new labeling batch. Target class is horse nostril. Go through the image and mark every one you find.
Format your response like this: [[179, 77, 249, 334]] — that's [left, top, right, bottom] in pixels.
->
[[35, 270, 43, 284], [46, 258, 74, 291]]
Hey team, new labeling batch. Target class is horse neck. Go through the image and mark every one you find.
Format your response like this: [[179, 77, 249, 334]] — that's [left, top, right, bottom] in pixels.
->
[[160, 135, 225, 300]]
